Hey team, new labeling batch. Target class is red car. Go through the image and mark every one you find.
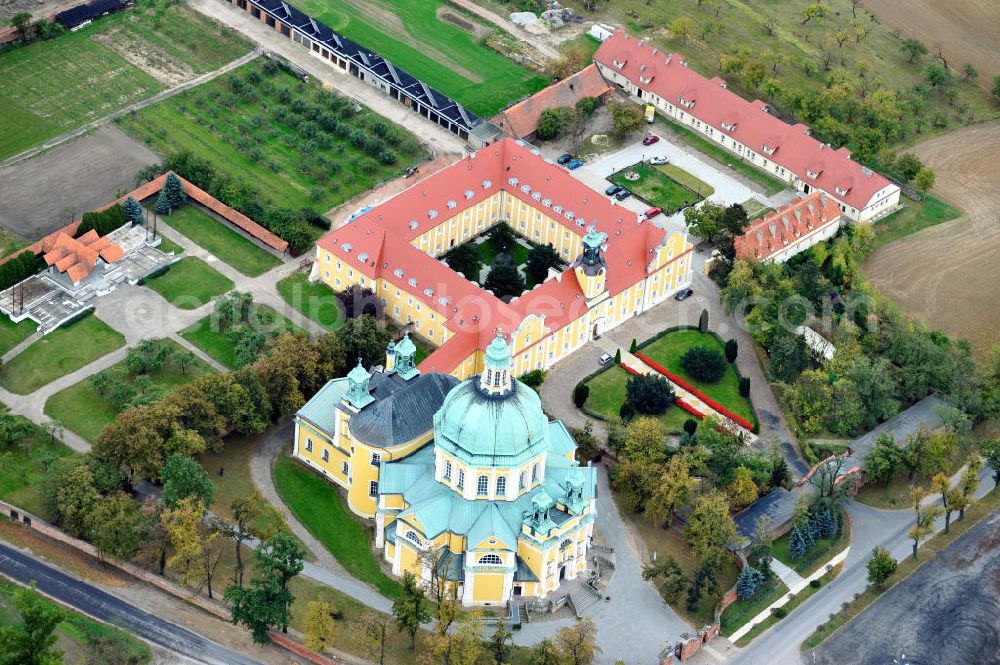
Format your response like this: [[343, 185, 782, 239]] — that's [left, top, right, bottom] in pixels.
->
[[642, 135, 660, 146], [644, 207, 663, 219]]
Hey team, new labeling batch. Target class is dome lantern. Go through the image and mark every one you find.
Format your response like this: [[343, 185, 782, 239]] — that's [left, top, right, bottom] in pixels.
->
[[393, 332, 419, 381], [345, 358, 375, 409], [479, 332, 513, 397]]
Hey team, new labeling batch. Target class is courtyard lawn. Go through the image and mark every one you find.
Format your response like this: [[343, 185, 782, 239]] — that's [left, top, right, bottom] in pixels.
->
[[720, 576, 790, 637], [474, 239, 530, 269], [610, 163, 704, 213], [286, 0, 545, 117], [741, 198, 775, 220], [277, 272, 343, 331], [273, 452, 400, 598], [869, 195, 961, 251], [161, 203, 281, 277], [143, 257, 234, 310], [0, 414, 76, 520], [44, 339, 214, 443], [0, 0, 249, 159], [660, 163, 715, 199], [0, 314, 124, 395], [773, 522, 850, 577], [154, 234, 184, 255], [181, 305, 300, 369], [628, 506, 740, 627], [0, 317, 36, 357], [117, 61, 426, 214], [582, 364, 692, 433], [639, 329, 756, 426]]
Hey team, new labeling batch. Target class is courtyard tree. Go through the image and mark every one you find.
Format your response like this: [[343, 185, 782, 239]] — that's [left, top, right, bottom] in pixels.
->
[[92, 492, 149, 561], [525, 244, 562, 284], [486, 222, 516, 254], [335, 315, 391, 371], [393, 571, 429, 649], [337, 285, 385, 320], [302, 600, 340, 653], [866, 546, 896, 588], [483, 263, 524, 299], [625, 373, 675, 415], [647, 453, 698, 527], [445, 243, 482, 280], [554, 618, 600, 665], [161, 453, 216, 509], [680, 346, 727, 382], [0, 583, 64, 665], [683, 202, 725, 244], [908, 488, 941, 560], [226, 533, 305, 643], [357, 612, 391, 665], [123, 195, 144, 226], [608, 100, 644, 137]]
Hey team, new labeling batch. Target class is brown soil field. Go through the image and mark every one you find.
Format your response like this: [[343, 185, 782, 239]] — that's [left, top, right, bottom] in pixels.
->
[[860, 0, 1000, 81], [865, 121, 1000, 359]]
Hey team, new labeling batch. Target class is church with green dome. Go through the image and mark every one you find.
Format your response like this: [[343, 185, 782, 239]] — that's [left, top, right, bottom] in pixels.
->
[[292, 332, 597, 606]]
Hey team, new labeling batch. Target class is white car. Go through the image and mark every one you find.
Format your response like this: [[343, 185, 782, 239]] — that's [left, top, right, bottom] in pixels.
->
[[598, 353, 613, 366], [649, 156, 669, 165]]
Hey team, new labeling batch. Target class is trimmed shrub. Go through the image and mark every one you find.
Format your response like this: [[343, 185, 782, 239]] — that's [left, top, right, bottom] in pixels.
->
[[698, 308, 709, 333], [0, 252, 41, 290], [771, 607, 787, 619], [739, 376, 751, 397], [519, 369, 546, 389], [680, 346, 728, 382], [725, 338, 739, 363], [572, 382, 590, 408], [683, 418, 698, 436], [809, 579, 821, 589], [77, 204, 127, 237], [625, 373, 675, 415], [619, 401, 637, 421]]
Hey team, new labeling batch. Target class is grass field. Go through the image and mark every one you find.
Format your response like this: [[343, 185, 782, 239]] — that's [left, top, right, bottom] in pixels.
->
[[0, 0, 249, 160], [0, 229, 27, 257], [734, 564, 841, 646], [720, 576, 790, 636], [741, 198, 775, 220], [640, 329, 756, 425], [273, 452, 400, 598], [582, 364, 692, 433], [143, 257, 234, 310], [869, 195, 962, 251], [0, 314, 124, 395], [44, 339, 214, 443], [287, 0, 545, 117], [0, 578, 151, 664], [155, 234, 185, 255], [277, 272, 343, 331], [181, 305, 300, 369], [0, 414, 76, 520], [610, 163, 705, 213], [773, 522, 850, 577], [0, 317, 36, 357], [117, 61, 426, 213], [161, 203, 281, 277]]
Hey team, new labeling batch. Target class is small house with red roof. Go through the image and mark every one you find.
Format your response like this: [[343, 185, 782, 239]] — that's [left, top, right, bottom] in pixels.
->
[[311, 137, 694, 380], [594, 30, 900, 222], [494, 64, 612, 140], [39, 229, 126, 290], [734, 192, 842, 263]]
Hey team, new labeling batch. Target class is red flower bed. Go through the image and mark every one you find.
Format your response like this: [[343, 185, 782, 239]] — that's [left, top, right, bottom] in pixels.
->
[[674, 397, 704, 418], [634, 352, 756, 432], [620, 363, 642, 376]]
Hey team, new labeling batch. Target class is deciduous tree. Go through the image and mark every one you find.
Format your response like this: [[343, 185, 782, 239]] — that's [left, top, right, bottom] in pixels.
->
[[908, 488, 941, 560], [226, 533, 305, 643], [445, 243, 483, 280], [647, 454, 698, 527], [393, 571, 429, 649], [0, 583, 64, 665], [92, 492, 148, 561], [357, 612, 390, 665], [525, 244, 562, 284], [608, 100, 644, 137], [161, 453, 215, 509], [302, 600, 339, 653], [555, 618, 600, 665], [483, 263, 525, 299], [866, 546, 896, 588], [685, 492, 738, 570], [728, 466, 758, 511]]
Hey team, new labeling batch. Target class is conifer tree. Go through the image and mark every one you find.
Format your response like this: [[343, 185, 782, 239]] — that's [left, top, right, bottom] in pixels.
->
[[789, 524, 808, 559], [736, 564, 762, 599], [157, 173, 187, 214], [123, 195, 144, 226]]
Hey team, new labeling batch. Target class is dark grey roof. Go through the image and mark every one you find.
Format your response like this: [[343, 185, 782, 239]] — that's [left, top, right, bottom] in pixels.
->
[[514, 556, 538, 582], [349, 373, 460, 448], [436, 549, 465, 582], [733, 488, 798, 542], [56, 0, 128, 28]]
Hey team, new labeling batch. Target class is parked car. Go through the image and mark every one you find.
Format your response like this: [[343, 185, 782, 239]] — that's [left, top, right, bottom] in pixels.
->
[[644, 207, 663, 219], [642, 135, 660, 146], [566, 160, 584, 170], [605, 183, 623, 196], [557, 153, 574, 165], [598, 353, 613, 366], [614, 189, 632, 201], [403, 166, 419, 179], [674, 288, 694, 301], [649, 156, 669, 165]]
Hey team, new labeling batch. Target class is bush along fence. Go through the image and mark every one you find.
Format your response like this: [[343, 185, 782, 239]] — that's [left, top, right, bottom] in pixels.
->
[[633, 351, 757, 433]]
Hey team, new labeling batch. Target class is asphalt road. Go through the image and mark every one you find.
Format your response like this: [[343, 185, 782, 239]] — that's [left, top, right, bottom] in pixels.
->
[[0, 542, 262, 665]]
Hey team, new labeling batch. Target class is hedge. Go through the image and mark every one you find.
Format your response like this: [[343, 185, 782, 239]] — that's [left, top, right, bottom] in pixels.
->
[[0, 252, 41, 290], [77, 204, 126, 238]]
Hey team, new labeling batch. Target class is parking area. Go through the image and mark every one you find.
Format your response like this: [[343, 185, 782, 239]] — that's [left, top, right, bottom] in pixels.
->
[[814, 511, 1000, 665], [560, 132, 792, 235]]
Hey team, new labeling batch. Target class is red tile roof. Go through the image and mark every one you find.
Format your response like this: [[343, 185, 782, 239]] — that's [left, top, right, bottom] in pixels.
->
[[316, 137, 676, 375], [496, 64, 611, 138], [594, 31, 897, 212], [734, 192, 842, 261], [38, 228, 126, 284]]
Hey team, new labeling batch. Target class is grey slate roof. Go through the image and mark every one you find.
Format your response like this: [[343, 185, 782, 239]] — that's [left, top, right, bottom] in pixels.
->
[[733, 487, 798, 542], [349, 373, 460, 448], [296, 378, 349, 436]]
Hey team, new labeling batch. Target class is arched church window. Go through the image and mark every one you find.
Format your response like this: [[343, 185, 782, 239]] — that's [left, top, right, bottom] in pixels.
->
[[478, 554, 502, 565], [406, 531, 422, 547]]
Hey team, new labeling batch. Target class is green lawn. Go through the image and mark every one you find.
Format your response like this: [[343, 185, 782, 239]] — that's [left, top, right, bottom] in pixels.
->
[[154, 234, 185, 255], [0, 229, 27, 257], [117, 61, 426, 214], [143, 257, 234, 310], [277, 272, 342, 331], [161, 203, 281, 277], [44, 339, 214, 443], [640, 329, 756, 426], [720, 576, 790, 636], [773, 522, 850, 577], [0, 314, 124, 395], [0, 0, 249, 159], [741, 198, 775, 220], [181, 305, 300, 369], [0, 317, 36, 357], [610, 163, 704, 213], [869, 195, 962, 251], [287, 0, 545, 117], [273, 452, 400, 598], [0, 578, 150, 664], [582, 364, 692, 433], [660, 163, 715, 199], [660, 121, 788, 196], [0, 414, 76, 520]]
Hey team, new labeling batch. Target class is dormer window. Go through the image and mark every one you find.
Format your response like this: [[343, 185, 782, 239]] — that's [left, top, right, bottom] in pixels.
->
[[835, 186, 848, 196], [761, 145, 775, 155], [612, 59, 625, 69], [678, 97, 695, 109], [806, 169, 819, 180], [722, 121, 736, 132]]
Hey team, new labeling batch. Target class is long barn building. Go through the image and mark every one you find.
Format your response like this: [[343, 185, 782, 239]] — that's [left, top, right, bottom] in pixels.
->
[[225, 0, 503, 146]]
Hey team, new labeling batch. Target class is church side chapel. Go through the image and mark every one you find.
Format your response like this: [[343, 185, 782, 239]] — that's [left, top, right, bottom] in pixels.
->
[[293, 332, 597, 605]]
